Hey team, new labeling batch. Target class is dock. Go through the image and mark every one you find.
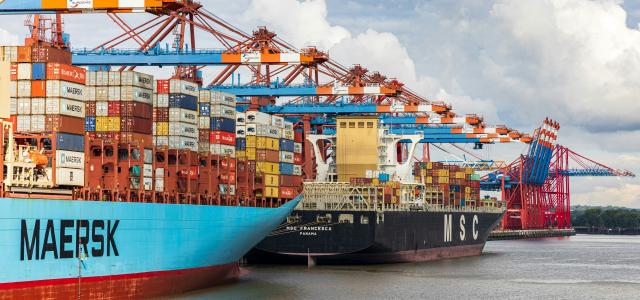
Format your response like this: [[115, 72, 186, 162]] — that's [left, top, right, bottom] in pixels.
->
[[489, 228, 576, 240]]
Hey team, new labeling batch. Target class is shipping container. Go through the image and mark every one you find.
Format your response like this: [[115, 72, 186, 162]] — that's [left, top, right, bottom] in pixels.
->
[[264, 174, 279, 187], [155, 94, 169, 107], [16, 98, 30, 115], [31, 46, 71, 64], [17, 80, 30, 97], [198, 116, 210, 129], [245, 111, 271, 124], [45, 80, 85, 101], [279, 187, 296, 199], [107, 86, 120, 101], [17, 63, 32, 80], [235, 125, 246, 138], [209, 144, 236, 156], [279, 139, 295, 152], [168, 108, 197, 124], [155, 122, 169, 135], [121, 86, 153, 104], [31, 98, 45, 114], [264, 186, 279, 198], [95, 86, 108, 101], [198, 90, 211, 103], [256, 162, 279, 174], [16, 115, 30, 132], [55, 133, 85, 152], [155, 80, 170, 94], [85, 116, 96, 132], [9, 98, 17, 115], [54, 167, 84, 186], [210, 117, 235, 133], [120, 71, 153, 89], [236, 137, 246, 150], [45, 98, 85, 118], [198, 103, 210, 116], [168, 122, 198, 138], [108, 71, 121, 86], [168, 136, 198, 151], [235, 113, 246, 125], [30, 80, 46, 97], [30, 115, 46, 132], [46, 115, 85, 134], [280, 163, 294, 175], [169, 79, 198, 97], [294, 142, 303, 153], [17, 46, 31, 63], [31, 63, 46, 80], [55, 150, 85, 169], [154, 107, 169, 122], [256, 149, 279, 162], [293, 165, 302, 176], [121, 102, 152, 119], [280, 151, 294, 163], [211, 91, 236, 106], [46, 63, 86, 85], [121, 117, 152, 134], [209, 131, 236, 146], [271, 115, 284, 128], [168, 93, 198, 110], [210, 105, 236, 119]]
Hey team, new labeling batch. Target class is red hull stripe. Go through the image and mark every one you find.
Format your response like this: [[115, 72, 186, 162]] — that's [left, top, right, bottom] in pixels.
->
[[0, 263, 237, 290]]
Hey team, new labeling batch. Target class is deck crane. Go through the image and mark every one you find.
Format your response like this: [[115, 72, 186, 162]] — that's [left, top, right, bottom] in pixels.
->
[[481, 119, 635, 230]]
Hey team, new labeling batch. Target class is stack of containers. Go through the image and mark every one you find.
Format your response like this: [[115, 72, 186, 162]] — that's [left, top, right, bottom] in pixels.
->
[[153, 79, 198, 151], [209, 91, 237, 198], [245, 111, 279, 198], [86, 70, 154, 146], [412, 162, 480, 206], [6, 46, 87, 187], [278, 119, 299, 199]]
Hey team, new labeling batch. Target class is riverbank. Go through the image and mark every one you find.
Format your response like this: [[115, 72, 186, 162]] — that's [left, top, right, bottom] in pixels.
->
[[574, 226, 640, 235]]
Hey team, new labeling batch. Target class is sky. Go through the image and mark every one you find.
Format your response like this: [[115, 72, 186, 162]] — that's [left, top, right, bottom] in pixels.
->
[[0, 0, 639, 207]]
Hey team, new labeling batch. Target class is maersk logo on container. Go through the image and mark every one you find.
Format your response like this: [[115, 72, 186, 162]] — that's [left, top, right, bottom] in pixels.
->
[[68, 0, 93, 9], [65, 103, 83, 112], [184, 84, 196, 92], [137, 91, 151, 99], [65, 86, 83, 96]]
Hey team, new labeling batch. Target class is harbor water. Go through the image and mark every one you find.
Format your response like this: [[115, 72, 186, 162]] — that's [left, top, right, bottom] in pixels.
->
[[177, 235, 640, 299]]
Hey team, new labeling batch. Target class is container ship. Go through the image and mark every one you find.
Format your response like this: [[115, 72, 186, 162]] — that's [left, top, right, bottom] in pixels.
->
[[248, 116, 505, 264], [0, 38, 304, 297]]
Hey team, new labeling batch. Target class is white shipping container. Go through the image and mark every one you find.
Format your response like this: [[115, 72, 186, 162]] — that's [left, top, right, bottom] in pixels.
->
[[46, 80, 86, 101], [280, 151, 294, 163], [86, 71, 97, 86], [16, 115, 30, 132], [168, 122, 198, 138], [271, 115, 284, 128], [17, 63, 32, 80], [293, 165, 302, 176], [236, 125, 246, 138], [143, 177, 153, 191], [169, 79, 198, 97], [55, 150, 85, 169], [17, 81, 31, 97], [199, 116, 210, 129], [85, 86, 95, 101], [155, 178, 164, 192], [95, 71, 109, 86], [294, 142, 303, 154], [245, 124, 257, 136], [245, 111, 271, 124], [198, 142, 210, 153], [218, 92, 236, 107], [282, 128, 294, 140], [154, 136, 169, 147], [155, 168, 165, 178], [95, 86, 108, 101], [31, 98, 45, 114], [168, 108, 197, 124], [46, 98, 85, 118], [55, 167, 85, 186], [9, 98, 17, 115], [17, 98, 30, 115], [108, 86, 120, 101], [121, 71, 154, 89], [210, 105, 236, 119], [30, 115, 46, 132], [198, 90, 211, 103], [143, 164, 153, 177], [121, 86, 153, 104], [209, 144, 236, 157], [155, 94, 169, 107], [284, 122, 294, 130], [95, 101, 108, 116], [2, 46, 18, 62], [236, 112, 246, 125], [168, 136, 198, 151], [108, 71, 121, 86], [261, 125, 281, 139], [10, 81, 17, 98]]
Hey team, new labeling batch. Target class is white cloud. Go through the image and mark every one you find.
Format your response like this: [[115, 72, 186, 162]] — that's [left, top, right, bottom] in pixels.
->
[[0, 27, 20, 46]]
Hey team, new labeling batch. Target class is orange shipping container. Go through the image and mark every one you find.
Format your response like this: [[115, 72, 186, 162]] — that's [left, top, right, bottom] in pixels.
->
[[45, 115, 84, 135], [9, 64, 17, 81], [17, 46, 31, 63], [30, 80, 46, 97], [46, 63, 87, 85], [279, 187, 296, 199]]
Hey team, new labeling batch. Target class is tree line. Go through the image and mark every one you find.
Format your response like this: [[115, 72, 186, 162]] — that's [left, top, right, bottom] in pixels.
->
[[571, 207, 640, 229]]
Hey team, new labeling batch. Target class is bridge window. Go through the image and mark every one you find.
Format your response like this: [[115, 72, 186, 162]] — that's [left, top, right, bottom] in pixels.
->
[[358, 122, 364, 128], [340, 122, 346, 128], [367, 122, 374, 128], [317, 214, 332, 223], [360, 215, 369, 224], [349, 122, 355, 128], [339, 214, 354, 224]]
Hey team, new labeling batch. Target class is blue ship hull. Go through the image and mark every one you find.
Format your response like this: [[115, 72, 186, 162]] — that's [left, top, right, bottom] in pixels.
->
[[0, 196, 299, 298]]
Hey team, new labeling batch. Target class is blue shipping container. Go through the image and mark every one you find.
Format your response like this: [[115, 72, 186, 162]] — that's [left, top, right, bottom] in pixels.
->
[[279, 163, 294, 175], [31, 63, 46, 80], [85, 117, 96, 132], [210, 117, 235, 133], [168, 94, 198, 111], [279, 139, 295, 152], [378, 173, 390, 182], [199, 103, 211, 116], [236, 138, 246, 150], [55, 133, 85, 152]]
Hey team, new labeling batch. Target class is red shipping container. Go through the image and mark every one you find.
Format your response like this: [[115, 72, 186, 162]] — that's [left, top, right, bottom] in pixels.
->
[[198, 129, 209, 142], [121, 101, 152, 119], [256, 149, 279, 162], [9, 64, 17, 81], [121, 117, 152, 134], [279, 187, 296, 199], [108, 101, 120, 117], [30, 80, 46, 97], [17, 46, 31, 62], [179, 166, 199, 179], [156, 80, 170, 94], [220, 172, 236, 184], [86, 102, 96, 116], [31, 46, 72, 64], [220, 158, 236, 172], [45, 115, 84, 135], [293, 153, 303, 164], [46, 63, 86, 85], [209, 131, 235, 146], [154, 108, 169, 122]]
